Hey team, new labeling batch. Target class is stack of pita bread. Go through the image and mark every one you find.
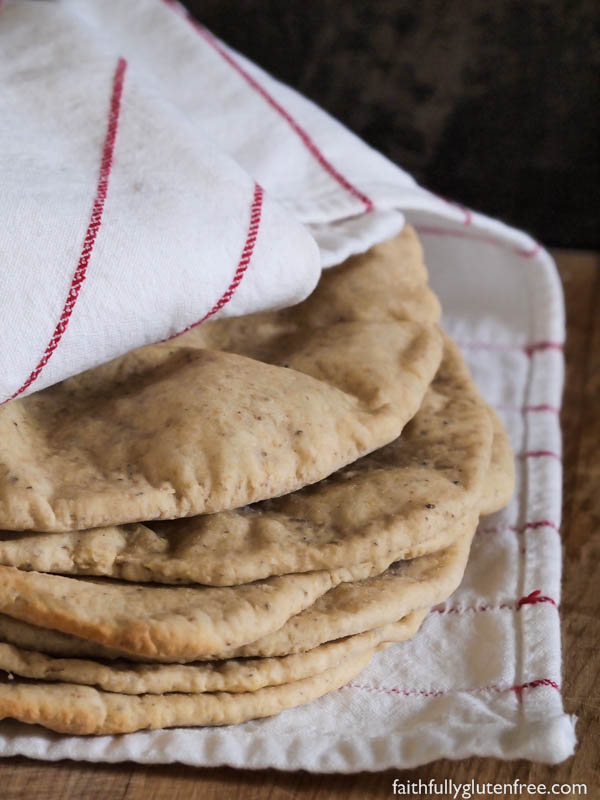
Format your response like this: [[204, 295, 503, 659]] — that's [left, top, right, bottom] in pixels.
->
[[0, 227, 514, 735]]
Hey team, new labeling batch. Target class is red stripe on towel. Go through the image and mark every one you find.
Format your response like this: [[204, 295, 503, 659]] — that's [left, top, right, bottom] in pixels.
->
[[518, 589, 557, 608], [515, 243, 541, 258], [523, 340, 564, 356], [493, 403, 560, 415], [161, 1, 373, 212], [423, 189, 472, 225], [166, 183, 264, 339], [523, 404, 561, 413], [521, 450, 562, 461], [414, 224, 541, 259], [346, 679, 560, 699], [431, 590, 558, 617], [478, 520, 560, 537], [520, 519, 560, 532], [456, 340, 564, 356], [512, 679, 560, 702], [2, 57, 127, 404]]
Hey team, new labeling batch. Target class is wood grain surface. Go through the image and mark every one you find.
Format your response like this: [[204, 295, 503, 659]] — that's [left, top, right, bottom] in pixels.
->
[[2, 250, 599, 799]]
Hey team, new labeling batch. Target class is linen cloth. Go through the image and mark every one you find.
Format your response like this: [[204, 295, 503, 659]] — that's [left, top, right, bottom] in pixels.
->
[[0, 0, 576, 768]]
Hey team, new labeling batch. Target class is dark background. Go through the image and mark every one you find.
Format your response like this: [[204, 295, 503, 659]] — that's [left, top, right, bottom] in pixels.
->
[[185, 0, 599, 248]]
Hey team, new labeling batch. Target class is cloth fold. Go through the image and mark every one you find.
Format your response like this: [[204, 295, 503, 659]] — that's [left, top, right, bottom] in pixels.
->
[[1, 0, 321, 402], [0, 0, 575, 768]]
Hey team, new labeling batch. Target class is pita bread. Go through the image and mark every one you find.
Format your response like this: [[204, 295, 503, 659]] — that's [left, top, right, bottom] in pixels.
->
[[0, 611, 427, 694], [0, 564, 379, 662], [0, 228, 442, 532], [0, 614, 157, 662], [0, 652, 374, 735], [223, 526, 477, 659], [0, 521, 475, 663], [0, 337, 507, 585]]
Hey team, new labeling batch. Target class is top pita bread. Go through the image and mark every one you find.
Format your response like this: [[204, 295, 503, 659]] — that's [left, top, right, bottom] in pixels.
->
[[0, 227, 442, 532]]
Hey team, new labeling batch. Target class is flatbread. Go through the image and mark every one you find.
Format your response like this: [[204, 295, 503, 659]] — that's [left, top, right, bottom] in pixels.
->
[[0, 524, 475, 663], [0, 614, 158, 663], [0, 227, 443, 532], [0, 652, 374, 735], [0, 611, 427, 695], [0, 337, 506, 584], [223, 526, 476, 659], [0, 528, 475, 734], [0, 564, 379, 662]]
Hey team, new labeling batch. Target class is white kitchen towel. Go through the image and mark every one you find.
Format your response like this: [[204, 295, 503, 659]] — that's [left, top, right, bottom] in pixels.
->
[[0, 0, 576, 768], [0, 0, 324, 402]]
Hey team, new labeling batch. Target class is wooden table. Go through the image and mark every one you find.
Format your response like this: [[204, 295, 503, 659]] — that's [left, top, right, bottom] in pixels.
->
[[2, 250, 599, 798]]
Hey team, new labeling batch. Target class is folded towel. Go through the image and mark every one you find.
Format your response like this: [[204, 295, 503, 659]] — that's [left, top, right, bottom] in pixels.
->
[[1, 0, 321, 401]]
